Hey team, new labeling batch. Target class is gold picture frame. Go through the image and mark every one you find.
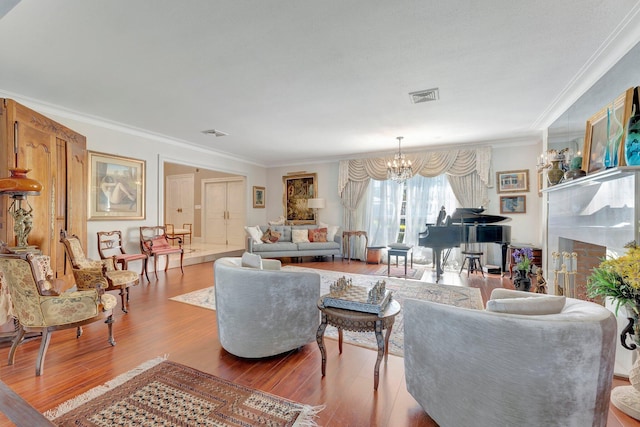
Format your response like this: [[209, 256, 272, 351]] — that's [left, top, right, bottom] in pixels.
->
[[583, 87, 634, 174], [253, 186, 265, 208], [496, 170, 529, 193], [88, 151, 146, 220], [283, 172, 317, 224]]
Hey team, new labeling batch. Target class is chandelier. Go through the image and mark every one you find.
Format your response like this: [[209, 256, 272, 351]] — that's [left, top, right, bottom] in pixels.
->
[[387, 136, 413, 183]]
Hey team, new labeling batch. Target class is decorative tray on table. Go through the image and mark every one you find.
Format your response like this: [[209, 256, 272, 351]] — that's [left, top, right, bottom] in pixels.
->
[[320, 276, 392, 316]]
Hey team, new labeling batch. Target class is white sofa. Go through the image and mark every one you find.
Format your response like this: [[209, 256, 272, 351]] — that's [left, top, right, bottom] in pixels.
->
[[213, 256, 321, 358], [404, 288, 617, 427]]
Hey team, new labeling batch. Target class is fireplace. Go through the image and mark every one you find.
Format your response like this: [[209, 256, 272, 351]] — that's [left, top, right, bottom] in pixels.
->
[[545, 166, 640, 376]]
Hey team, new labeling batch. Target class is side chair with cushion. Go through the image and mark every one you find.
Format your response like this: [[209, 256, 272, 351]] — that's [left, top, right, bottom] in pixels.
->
[[165, 223, 192, 245], [403, 288, 617, 427], [97, 230, 149, 281], [60, 230, 140, 313], [213, 254, 321, 358], [0, 254, 117, 376], [139, 226, 184, 279]]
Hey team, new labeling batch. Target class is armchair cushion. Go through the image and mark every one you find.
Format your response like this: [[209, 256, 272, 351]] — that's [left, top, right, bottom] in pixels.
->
[[241, 252, 263, 269], [486, 294, 566, 315]]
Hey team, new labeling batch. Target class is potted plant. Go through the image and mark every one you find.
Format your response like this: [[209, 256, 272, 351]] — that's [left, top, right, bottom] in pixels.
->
[[587, 241, 640, 420], [512, 247, 534, 291]]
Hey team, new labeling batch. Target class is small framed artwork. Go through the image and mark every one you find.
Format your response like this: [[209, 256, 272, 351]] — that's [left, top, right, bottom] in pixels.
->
[[496, 170, 529, 193], [500, 195, 526, 214], [283, 172, 317, 224], [583, 87, 634, 174], [88, 151, 145, 220], [253, 186, 265, 208]]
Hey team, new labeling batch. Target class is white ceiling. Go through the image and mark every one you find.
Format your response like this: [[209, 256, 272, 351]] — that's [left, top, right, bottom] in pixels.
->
[[1, 0, 640, 166]]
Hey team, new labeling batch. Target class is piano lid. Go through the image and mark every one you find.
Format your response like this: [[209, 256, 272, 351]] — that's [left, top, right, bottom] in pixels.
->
[[450, 207, 511, 224]]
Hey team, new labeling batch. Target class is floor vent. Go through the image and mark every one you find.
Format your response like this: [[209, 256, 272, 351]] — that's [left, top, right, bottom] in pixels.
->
[[409, 88, 439, 104]]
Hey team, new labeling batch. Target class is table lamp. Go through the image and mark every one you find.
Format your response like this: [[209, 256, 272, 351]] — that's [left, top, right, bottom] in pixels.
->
[[0, 168, 42, 248], [307, 198, 325, 225]]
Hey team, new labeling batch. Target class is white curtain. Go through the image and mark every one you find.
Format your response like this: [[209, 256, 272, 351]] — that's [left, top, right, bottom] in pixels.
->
[[364, 179, 404, 248]]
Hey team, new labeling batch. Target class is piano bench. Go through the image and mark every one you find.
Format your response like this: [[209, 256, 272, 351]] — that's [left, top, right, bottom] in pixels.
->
[[460, 251, 484, 277]]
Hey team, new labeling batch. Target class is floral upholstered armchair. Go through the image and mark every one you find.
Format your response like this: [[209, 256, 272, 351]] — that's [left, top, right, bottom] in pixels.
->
[[60, 230, 139, 313], [0, 253, 117, 376]]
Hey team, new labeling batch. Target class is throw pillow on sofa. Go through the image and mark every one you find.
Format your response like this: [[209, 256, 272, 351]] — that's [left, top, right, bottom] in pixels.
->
[[319, 222, 339, 241], [244, 225, 263, 244], [308, 228, 328, 242], [241, 252, 263, 269], [261, 228, 281, 243], [292, 229, 310, 243]]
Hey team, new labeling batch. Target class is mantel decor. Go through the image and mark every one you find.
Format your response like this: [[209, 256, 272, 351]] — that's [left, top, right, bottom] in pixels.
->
[[88, 152, 145, 220], [283, 172, 317, 224]]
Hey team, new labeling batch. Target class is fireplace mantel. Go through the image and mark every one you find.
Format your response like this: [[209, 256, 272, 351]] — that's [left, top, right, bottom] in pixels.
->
[[545, 166, 640, 376]]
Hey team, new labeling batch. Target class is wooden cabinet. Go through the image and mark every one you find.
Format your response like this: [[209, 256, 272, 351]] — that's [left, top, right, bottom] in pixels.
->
[[0, 99, 87, 284]]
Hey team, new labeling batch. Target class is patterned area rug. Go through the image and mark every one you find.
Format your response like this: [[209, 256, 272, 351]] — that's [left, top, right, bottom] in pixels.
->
[[45, 357, 321, 426], [373, 264, 425, 279], [171, 266, 483, 357]]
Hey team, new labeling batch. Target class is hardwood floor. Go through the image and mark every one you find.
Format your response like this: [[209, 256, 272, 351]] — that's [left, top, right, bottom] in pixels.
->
[[0, 258, 637, 426]]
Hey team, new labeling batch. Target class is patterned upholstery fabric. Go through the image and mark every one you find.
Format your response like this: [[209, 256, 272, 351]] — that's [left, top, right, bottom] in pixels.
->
[[0, 257, 115, 327]]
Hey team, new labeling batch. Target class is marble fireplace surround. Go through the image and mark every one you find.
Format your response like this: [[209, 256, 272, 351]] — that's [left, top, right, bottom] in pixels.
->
[[545, 166, 640, 376]]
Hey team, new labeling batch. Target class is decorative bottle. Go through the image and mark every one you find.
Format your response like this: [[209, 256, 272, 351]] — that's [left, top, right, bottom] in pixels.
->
[[625, 87, 640, 166]]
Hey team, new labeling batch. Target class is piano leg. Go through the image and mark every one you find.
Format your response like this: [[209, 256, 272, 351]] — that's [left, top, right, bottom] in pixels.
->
[[500, 243, 509, 276], [434, 250, 443, 282]]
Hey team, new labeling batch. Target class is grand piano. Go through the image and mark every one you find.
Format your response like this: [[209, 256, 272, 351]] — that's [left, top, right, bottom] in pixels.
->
[[418, 207, 511, 282]]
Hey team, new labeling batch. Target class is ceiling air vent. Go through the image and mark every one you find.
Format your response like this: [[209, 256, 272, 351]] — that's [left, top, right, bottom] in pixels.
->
[[409, 88, 439, 104], [201, 129, 228, 137]]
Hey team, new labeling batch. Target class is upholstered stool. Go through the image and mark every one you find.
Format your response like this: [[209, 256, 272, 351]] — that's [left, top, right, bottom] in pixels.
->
[[366, 246, 385, 264], [460, 251, 484, 277]]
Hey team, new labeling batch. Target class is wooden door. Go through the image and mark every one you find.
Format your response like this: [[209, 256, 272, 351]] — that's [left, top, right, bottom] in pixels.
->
[[0, 99, 86, 283], [166, 174, 194, 228]]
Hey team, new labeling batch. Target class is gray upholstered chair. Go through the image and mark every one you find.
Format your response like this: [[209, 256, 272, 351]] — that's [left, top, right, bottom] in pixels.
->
[[404, 288, 617, 427], [213, 255, 320, 358]]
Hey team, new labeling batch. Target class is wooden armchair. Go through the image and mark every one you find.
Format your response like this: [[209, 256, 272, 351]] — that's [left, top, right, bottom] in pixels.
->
[[60, 230, 139, 313], [140, 226, 184, 279], [97, 230, 149, 281], [0, 254, 117, 376], [165, 223, 192, 245]]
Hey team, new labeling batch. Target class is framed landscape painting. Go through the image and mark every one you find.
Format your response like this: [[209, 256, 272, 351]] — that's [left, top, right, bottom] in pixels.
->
[[496, 170, 529, 193], [88, 151, 145, 220], [283, 172, 317, 224]]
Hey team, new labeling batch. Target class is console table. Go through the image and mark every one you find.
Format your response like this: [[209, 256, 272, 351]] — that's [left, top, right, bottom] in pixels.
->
[[316, 297, 401, 390], [342, 231, 368, 263]]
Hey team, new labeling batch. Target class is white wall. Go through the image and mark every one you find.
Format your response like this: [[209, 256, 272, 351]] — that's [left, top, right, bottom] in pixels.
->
[[16, 104, 269, 260]]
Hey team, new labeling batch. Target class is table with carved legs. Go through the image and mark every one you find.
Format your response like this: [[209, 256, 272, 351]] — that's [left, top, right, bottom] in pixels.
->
[[316, 298, 401, 390]]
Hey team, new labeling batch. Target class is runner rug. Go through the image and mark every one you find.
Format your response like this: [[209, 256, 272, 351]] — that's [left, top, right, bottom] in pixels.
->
[[44, 357, 321, 426], [171, 266, 484, 357]]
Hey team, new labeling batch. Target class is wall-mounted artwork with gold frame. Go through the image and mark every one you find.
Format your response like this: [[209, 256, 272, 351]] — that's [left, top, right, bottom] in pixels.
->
[[583, 87, 634, 174], [283, 172, 317, 224], [88, 151, 145, 220], [253, 186, 265, 208], [496, 170, 529, 193]]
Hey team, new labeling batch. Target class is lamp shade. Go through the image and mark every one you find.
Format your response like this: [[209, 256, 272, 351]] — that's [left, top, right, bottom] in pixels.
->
[[0, 168, 42, 196], [307, 198, 326, 209]]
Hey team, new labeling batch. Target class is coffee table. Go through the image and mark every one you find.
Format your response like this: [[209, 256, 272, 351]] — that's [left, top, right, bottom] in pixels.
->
[[316, 297, 401, 390]]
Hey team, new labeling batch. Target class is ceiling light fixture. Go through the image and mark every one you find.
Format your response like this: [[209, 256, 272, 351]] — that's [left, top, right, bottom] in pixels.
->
[[201, 129, 228, 137], [387, 136, 413, 183]]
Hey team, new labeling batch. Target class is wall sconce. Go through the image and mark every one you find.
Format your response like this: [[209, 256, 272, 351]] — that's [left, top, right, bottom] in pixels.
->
[[0, 168, 42, 248], [307, 198, 326, 225]]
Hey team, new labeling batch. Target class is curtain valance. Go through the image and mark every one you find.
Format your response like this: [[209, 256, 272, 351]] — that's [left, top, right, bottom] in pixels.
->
[[338, 146, 491, 196]]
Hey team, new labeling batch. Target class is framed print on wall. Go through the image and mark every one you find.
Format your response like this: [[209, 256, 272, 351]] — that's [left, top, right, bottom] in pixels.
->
[[283, 172, 317, 224], [583, 87, 634, 174], [253, 186, 265, 208], [500, 195, 526, 214], [88, 151, 146, 220], [496, 170, 529, 193]]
